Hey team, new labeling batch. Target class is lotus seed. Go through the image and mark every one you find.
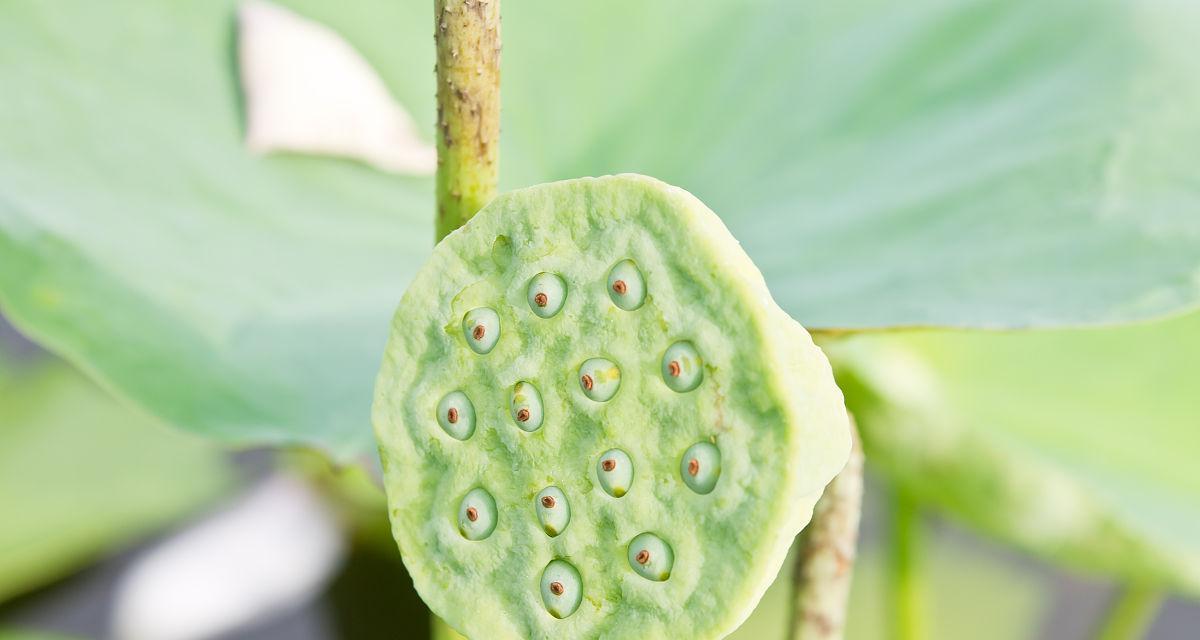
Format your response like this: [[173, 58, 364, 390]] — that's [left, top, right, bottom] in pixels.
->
[[607, 259, 646, 310], [578, 358, 621, 402], [628, 532, 674, 581], [462, 307, 500, 355], [681, 441, 722, 494], [661, 340, 703, 392], [534, 486, 570, 537], [597, 448, 633, 497], [527, 272, 567, 318], [540, 559, 582, 619], [435, 391, 476, 440], [510, 381, 544, 432], [457, 488, 497, 541]]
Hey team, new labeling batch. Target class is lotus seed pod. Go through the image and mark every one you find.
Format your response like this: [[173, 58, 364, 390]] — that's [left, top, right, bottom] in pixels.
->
[[527, 272, 567, 318], [662, 340, 703, 392], [457, 488, 497, 541], [540, 559, 583, 619], [596, 448, 634, 498], [462, 307, 500, 354], [578, 357, 621, 402], [628, 532, 675, 582], [510, 381, 544, 432], [681, 441, 721, 495], [374, 175, 851, 639], [606, 258, 646, 310], [535, 486, 571, 537], [435, 391, 476, 441]]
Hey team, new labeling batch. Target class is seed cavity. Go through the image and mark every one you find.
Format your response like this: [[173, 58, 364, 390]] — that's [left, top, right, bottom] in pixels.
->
[[540, 559, 582, 619], [628, 532, 674, 581], [462, 307, 500, 355], [458, 488, 497, 541], [681, 441, 721, 494], [510, 381, 544, 432], [436, 391, 476, 440], [597, 449, 633, 498], [661, 341, 703, 392], [606, 259, 646, 310], [491, 235, 513, 269], [578, 358, 621, 402], [535, 486, 570, 537], [527, 272, 567, 318]]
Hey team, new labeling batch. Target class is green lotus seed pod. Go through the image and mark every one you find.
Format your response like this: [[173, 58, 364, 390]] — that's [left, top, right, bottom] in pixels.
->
[[374, 175, 851, 639], [578, 357, 620, 402], [661, 340, 703, 392], [527, 272, 567, 318], [462, 307, 500, 354], [596, 448, 633, 498], [681, 441, 721, 495], [510, 381, 544, 432], [540, 559, 583, 619], [628, 532, 675, 582], [435, 391, 476, 441], [534, 486, 570, 537], [457, 487, 497, 541], [606, 258, 646, 311]]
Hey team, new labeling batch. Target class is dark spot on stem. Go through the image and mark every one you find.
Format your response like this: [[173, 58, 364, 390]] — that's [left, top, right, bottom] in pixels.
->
[[466, 507, 478, 522], [447, 408, 459, 424], [612, 280, 627, 295], [688, 459, 700, 476], [602, 459, 616, 472], [635, 550, 650, 565], [668, 361, 682, 377], [581, 374, 594, 391], [534, 292, 548, 307], [549, 581, 564, 596], [472, 325, 486, 341], [516, 408, 531, 422], [541, 495, 556, 508]]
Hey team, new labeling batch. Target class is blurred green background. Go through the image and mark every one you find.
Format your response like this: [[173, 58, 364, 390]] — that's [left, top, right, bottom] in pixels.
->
[[1, 0, 1198, 638]]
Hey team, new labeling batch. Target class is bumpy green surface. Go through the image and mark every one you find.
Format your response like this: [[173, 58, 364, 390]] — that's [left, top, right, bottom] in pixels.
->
[[373, 175, 850, 639]]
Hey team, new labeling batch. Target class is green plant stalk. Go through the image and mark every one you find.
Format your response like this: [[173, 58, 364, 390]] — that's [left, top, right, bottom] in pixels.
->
[[434, 0, 501, 241], [1093, 585, 1163, 640], [790, 419, 864, 640], [889, 492, 925, 640]]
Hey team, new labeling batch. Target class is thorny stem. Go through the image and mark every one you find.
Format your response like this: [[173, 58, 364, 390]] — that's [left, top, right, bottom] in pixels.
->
[[889, 491, 925, 640], [791, 419, 864, 640], [434, 0, 500, 241], [1093, 585, 1163, 640]]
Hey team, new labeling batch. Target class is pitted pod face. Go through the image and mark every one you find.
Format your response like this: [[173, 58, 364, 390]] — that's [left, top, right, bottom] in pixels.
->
[[373, 175, 851, 639]]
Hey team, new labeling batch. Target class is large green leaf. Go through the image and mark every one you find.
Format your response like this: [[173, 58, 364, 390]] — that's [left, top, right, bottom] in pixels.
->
[[829, 312, 1200, 595], [1, 0, 1197, 455], [0, 356, 234, 602]]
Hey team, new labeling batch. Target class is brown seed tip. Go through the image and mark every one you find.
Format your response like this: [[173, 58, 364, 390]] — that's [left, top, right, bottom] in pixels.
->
[[602, 459, 616, 472], [472, 324, 485, 341], [612, 280, 628, 295], [466, 507, 478, 522], [541, 495, 556, 508], [534, 292, 548, 307], [668, 360, 682, 377], [635, 549, 650, 565], [688, 459, 700, 476], [447, 407, 459, 424], [516, 408, 531, 422], [549, 581, 564, 596], [581, 374, 594, 391]]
